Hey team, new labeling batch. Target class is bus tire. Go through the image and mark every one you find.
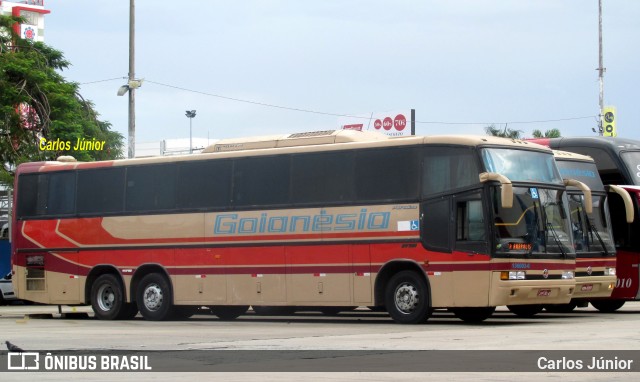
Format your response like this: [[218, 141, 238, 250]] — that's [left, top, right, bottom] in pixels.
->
[[91, 274, 128, 320], [451, 307, 496, 323], [137, 273, 173, 321], [591, 299, 625, 313], [507, 304, 544, 318], [210, 305, 249, 320], [384, 270, 431, 324]]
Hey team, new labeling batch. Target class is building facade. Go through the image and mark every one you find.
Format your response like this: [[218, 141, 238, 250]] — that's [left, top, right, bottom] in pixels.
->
[[0, 1, 50, 42]]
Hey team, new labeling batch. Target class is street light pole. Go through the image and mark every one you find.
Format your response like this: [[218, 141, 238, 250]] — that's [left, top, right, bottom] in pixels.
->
[[128, 0, 136, 158], [598, 0, 605, 136], [185, 110, 196, 154]]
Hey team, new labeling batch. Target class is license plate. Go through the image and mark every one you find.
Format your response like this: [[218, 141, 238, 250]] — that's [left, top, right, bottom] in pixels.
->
[[581, 284, 593, 292], [537, 289, 551, 297]]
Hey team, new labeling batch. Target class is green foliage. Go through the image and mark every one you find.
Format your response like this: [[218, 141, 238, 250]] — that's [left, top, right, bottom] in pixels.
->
[[484, 124, 523, 139], [532, 129, 562, 138], [486, 124, 562, 140], [1, 15, 123, 187]]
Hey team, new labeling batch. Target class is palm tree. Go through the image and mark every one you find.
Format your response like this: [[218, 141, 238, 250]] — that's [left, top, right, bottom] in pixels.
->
[[532, 129, 561, 138], [484, 124, 523, 139]]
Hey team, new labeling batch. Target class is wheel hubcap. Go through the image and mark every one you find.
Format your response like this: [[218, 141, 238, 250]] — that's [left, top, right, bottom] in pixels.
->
[[394, 282, 419, 314], [97, 285, 115, 312], [143, 284, 163, 311]]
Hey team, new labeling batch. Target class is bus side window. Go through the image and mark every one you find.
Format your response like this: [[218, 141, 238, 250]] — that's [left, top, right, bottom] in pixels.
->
[[457, 199, 485, 242], [454, 194, 489, 255]]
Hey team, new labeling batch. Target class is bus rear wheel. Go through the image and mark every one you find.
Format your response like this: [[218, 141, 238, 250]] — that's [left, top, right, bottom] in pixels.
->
[[591, 299, 625, 313], [137, 273, 173, 321], [385, 270, 431, 324], [507, 304, 544, 318], [91, 274, 130, 320]]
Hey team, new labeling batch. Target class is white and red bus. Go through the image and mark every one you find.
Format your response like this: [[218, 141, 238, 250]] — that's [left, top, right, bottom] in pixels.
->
[[12, 130, 578, 323], [545, 150, 634, 312], [532, 137, 640, 312]]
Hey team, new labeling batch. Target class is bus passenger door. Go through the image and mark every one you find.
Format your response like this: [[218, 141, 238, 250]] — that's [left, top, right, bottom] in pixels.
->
[[421, 197, 454, 307], [452, 191, 491, 306]]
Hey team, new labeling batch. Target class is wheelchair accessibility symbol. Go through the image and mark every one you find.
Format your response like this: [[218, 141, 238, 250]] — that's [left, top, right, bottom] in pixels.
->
[[530, 188, 539, 199]]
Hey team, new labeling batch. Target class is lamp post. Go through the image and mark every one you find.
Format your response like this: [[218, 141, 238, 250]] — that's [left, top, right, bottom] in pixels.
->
[[185, 110, 196, 154], [116, 0, 140, 158]]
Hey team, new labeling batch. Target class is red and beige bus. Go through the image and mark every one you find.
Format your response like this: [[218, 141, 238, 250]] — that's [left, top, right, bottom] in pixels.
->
[[545, 151, 634, 312], [12, 130, 578, 324], [532, 136, 640, 312]]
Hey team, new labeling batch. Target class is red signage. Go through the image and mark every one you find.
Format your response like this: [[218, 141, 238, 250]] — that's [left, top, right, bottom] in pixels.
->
[[374, 114, 408, 132], [537, 289, 551, 297], [382, 117, 393, 130], [394, 114, 407, 131]]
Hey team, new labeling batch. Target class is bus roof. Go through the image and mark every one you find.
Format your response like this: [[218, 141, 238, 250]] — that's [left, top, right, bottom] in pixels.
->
[[534, 136, 640, 153], [17, 131, 553, 174], [552, 150, 594, 163]]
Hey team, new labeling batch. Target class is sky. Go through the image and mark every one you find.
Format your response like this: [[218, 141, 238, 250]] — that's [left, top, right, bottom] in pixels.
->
[[39, 0, 640, 150]]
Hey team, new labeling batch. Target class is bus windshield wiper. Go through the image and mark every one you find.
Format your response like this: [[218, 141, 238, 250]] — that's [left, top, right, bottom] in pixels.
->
[[586, 217, 610, 256], [528, 202, 541, 256], [546, 221, 567, 257]]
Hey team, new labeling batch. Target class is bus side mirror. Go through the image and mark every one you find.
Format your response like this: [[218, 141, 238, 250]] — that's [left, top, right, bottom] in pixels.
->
[[606, 185, 635, 224], [563, 179, 593, 214], [479, 172, 513, 208]]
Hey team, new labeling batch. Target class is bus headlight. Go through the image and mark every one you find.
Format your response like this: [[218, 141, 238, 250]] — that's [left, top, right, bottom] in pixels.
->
[[501, 271, 526, 280], [562, 271, 574, 279], [605, 267, 616, 276]]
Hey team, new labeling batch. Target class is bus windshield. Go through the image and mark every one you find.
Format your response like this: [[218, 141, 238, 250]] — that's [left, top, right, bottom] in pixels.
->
[[481, 148, 563, 184], [620, 151, 640, 185], [569, 194, 615, 255], [493, 186, 573, 256], [556, 160, 605, 192]]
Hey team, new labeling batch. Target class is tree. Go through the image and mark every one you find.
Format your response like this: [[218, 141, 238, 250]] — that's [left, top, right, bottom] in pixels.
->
[[532, 129, 561, 138], [1, 15, 123, 186], [484, 124, 523, 139]]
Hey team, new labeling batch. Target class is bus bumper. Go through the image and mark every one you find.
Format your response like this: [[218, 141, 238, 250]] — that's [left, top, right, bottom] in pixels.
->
[[489, 273, 575, 306], [572, 275, 616, 299]]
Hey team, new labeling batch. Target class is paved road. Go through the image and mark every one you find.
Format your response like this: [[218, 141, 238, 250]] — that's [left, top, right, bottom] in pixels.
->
[[1, 303, 639, 381]]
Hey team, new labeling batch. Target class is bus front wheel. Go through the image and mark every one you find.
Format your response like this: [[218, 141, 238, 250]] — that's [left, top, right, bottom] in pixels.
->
[[384, 270, 431, 324], [137, 273, 173, 321], [591, 299, 625, 313]]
